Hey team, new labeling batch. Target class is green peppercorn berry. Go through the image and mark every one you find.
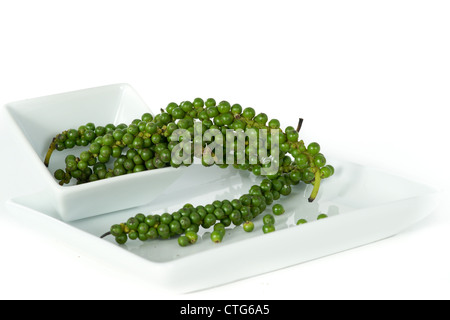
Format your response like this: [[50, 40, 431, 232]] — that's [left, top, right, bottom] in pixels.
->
[[180, 101, 194, 113], [314, 153, 326, 167], [159, 112, 172, 124], [251, 195, 262, 207], [133, 154, 144, 166], [153, 214, 161, 225], [268, 119, 280, 129], [327, 165, 335, 175], [263, 224, 275, 234], [203, 213, 216, 228], [151, 134, 162, 144], [169, 220, 182, 234], [287, 130, 299, 142], [131, 136, 142, 149], [205, 98, 216, 107], [138, 233, 148, 241], [112, 145, 122, 158], [251, 206, 261, 218], [231, 199, 242, 210], [302, 170, 315, 182], [260, 179, 272, 192], [272, 190, 280, 201], [157, 223, 170, 239], [193, 97, 204, 108], [178, 235, 190, 247], [212, 200, 222, 208], [137, 222, 149, 234], [198, 110, 209, 121], [213, 223, 226, 237], [220, 112, 234, 125], [280, 184, 292, 196], [230, 210, 242, 226], [213, 208, 226, 220], [290, 170, 302, 182], [128, 230, 138, 240], [317, 213, 328, 220], [242, 107, 255, 120], [143, 215, 154, 228], [64, 139, 75, 149], [146, 227, 158, 240], [240, 206, 253, 222], [84, 122, 95, 131], [204, 204, 214, 214], [126, 217, 139, 230], [141, 112, 153, 122], [231, 104, 242, 115], [79, 151, 90, 162], [67, 129, 79, 141], [280, 142, 290, 153], [321, 165, 335, 178], [243, 221, 254, 232], [185, 231, 198, 244], [160, 212, 173, 225], [221, 217, 232, 227], [115, 233, 128, 244], [127, 124, 139, 136], [263, 214, 275, 225], [102, 133, 114, 146], [135, 213, 146, 223], [252, 165, 262, 176], [89, 142, 101, 154], [110, 224, 123, 237], [232, 119, 246, 130], [172, 107, 186, 119], [54, 169, 65, 181], [189, 211, 202, 225], [206, 106, 219, 118], [254, 113, 268, 125], [307, 142, 320, 155], [179, 216, 191, 229], [185, 224, 199, 233], [217, 101, 231, 114], [249, 185, 262, 196], [210, 230, 223, 243], [296, 219, 307, 225], [122, 132, 134, 146], [272, 204, 285, 216], [165, 102, 177, 115], [145, 122, 157, 134], [264, 191, 274, 205]]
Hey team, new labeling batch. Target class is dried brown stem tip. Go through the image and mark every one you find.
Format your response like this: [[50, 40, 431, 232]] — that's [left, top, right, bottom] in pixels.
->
[[100, 231, 111, 239], [296, 118, 303, 133]]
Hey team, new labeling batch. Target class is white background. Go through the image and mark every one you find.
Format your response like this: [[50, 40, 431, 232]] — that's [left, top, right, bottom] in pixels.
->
[[1, 0, 449, 300]]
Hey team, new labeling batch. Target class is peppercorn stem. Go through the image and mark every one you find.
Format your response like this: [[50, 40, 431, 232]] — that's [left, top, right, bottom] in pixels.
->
[[308, 170, 321, 202], [100, 231, 111, 238], [44, 138, 57, 167], [296, 118, 303, 133]]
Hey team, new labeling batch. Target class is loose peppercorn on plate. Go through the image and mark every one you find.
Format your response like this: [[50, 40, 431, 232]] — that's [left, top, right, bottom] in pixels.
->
[[2, 84, 440, 292]]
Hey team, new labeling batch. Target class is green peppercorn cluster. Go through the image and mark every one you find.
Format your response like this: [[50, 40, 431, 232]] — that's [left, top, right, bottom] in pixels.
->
[[48, 113, 183, 185], [107, 188, 274, 245], [44, 97, 335, 246]]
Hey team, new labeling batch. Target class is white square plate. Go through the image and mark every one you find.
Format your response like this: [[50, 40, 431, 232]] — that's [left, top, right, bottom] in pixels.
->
[[6, 156, 440, 293], [5, 84, 185, 221]]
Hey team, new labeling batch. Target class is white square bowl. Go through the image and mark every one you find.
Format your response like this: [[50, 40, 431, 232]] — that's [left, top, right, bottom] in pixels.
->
[[5, 83, 185, 221]]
